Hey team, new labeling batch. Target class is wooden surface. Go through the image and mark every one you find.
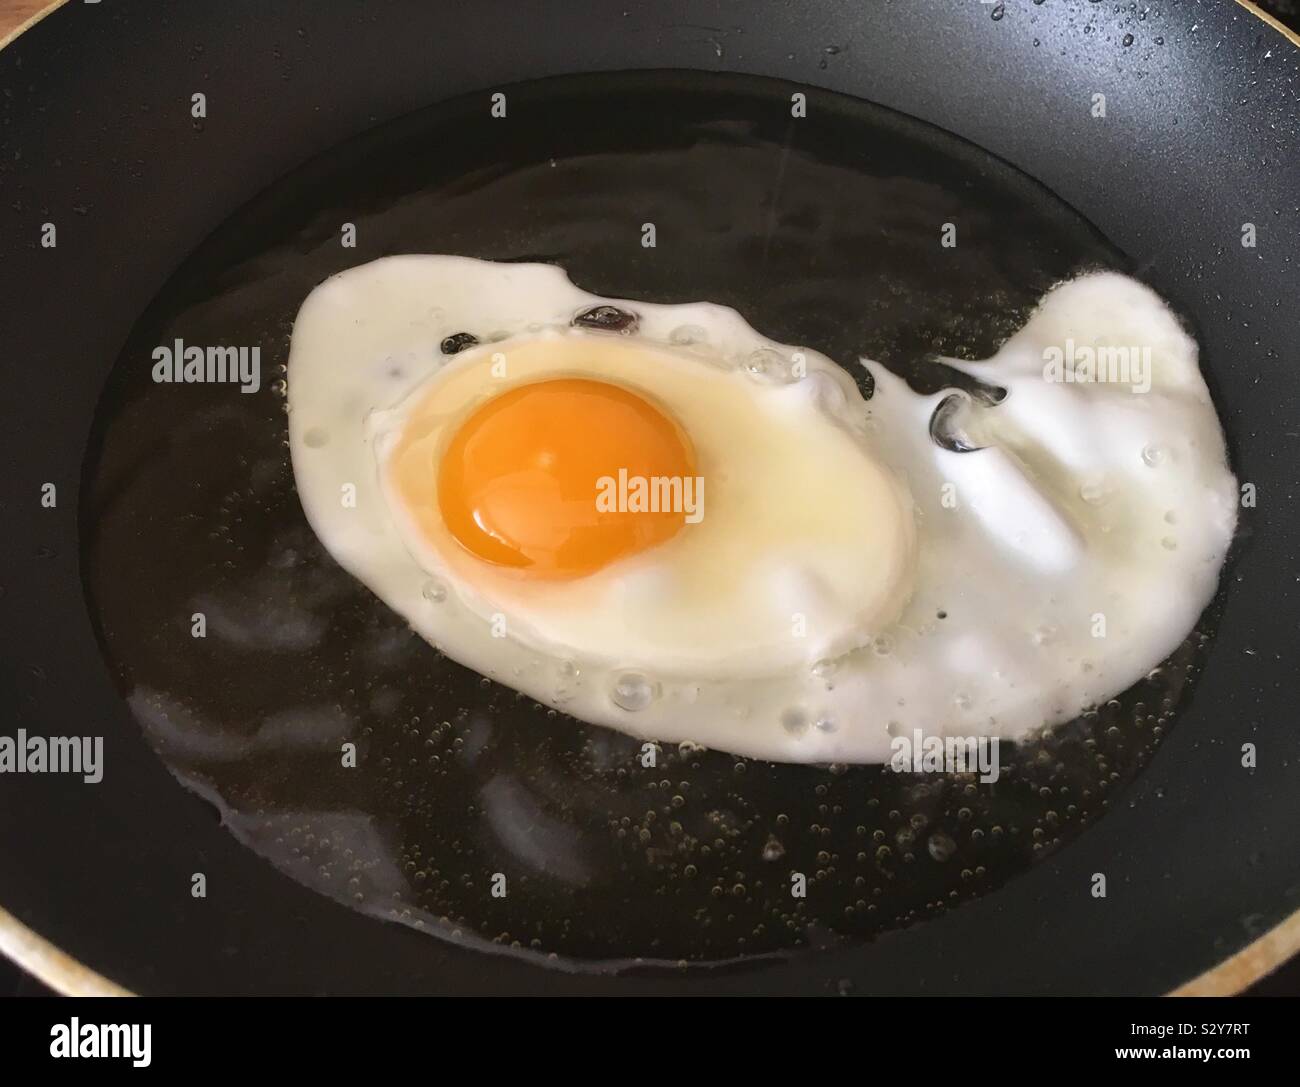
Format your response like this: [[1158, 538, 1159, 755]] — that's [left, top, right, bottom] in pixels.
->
[[0, 0, 58, 42]]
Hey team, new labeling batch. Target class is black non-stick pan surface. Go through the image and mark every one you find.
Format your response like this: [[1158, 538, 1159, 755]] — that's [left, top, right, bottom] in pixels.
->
[[0, 0, 1296, 996]]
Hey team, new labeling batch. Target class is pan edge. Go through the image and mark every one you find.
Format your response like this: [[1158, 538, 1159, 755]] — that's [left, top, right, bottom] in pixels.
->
[[1234, 0, 1300, 47], [0, 905, 130, 997]]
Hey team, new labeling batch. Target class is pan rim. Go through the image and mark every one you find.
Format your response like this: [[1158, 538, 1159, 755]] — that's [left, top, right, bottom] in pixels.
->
[[0, 0, 1295, 999], [0, 905, 128, 997]]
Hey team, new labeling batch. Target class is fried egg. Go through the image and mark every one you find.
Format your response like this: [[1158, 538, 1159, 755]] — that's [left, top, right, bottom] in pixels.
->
[[287, 257, 1237, 763]]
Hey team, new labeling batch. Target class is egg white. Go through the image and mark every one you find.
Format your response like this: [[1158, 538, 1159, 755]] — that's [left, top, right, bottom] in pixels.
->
[[288, 257, 1238, 763]]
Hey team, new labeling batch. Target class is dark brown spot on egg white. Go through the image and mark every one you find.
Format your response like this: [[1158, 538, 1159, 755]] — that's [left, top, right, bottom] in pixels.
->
[[572, 304, 639, 334], [440, 332, 479, 355]]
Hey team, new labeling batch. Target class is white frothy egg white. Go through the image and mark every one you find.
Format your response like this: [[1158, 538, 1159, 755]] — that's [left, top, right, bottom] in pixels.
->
[[287, 256, 1238, 763]]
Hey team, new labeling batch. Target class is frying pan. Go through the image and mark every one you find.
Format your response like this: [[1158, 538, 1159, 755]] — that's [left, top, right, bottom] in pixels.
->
[[0, 0, 1296, 997]]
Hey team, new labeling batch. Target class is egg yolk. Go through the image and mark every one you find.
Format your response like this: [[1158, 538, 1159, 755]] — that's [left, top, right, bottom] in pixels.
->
[[435, 377, 697, 578]]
